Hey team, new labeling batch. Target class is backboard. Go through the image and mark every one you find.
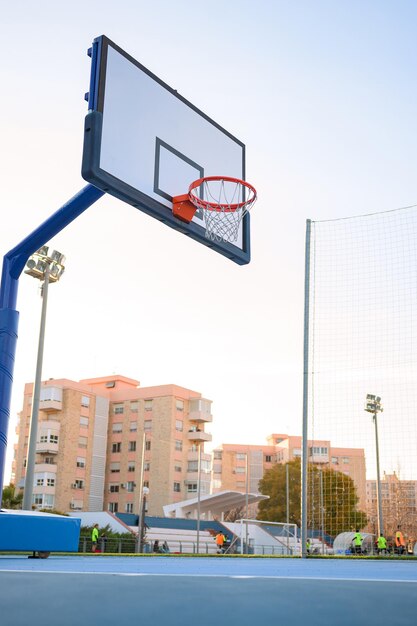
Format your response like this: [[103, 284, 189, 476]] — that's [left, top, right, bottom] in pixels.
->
[[82, 35, 250, 264]]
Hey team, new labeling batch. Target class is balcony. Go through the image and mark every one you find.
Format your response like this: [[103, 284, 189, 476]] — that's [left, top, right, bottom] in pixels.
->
[[36, 441, 59, 454], [34, 462, 57, 473], [39, 399, 62, 413], [186, 429, 212, 444], [189, 398, 212, 423], [189, 410, 212, 424]]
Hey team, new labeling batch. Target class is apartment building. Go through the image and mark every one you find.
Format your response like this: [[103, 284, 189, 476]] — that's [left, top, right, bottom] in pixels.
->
[[212, 434, 367, 512], [366, 471, 417, 537], [13, 375, 212, 516]]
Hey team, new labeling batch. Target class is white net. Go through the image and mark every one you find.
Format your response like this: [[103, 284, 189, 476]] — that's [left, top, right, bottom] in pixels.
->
[[189, 178, 256, 243], [305, 205, 417, 555]]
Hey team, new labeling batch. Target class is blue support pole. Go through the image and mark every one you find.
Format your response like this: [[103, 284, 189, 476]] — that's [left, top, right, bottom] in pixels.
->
[[0, 184, 104, 492]]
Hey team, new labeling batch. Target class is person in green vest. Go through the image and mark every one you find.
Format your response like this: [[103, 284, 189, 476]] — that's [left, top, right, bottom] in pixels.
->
[[376, 533, 387, 555], [306, 538, 311, 555], [352, 529, 363, 555], [91, 523, 99, 553]]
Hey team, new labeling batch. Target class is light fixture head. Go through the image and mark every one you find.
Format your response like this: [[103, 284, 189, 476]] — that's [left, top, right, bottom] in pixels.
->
[[37, 245, 49, 257]]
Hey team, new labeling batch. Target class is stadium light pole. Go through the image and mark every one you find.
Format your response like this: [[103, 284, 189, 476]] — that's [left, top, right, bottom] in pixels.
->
[[139, 486, 150, 552], [196, 441, 202, 554], [22, 247, 65, 511], [365, 394, 384, 537], [245, 451, 249, 554]]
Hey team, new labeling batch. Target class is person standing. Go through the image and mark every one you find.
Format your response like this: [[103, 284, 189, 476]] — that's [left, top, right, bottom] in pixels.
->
[[215, 531, 225, 554], [376, 533, 387, 555], [91, 523, 99, 553], [395, 526, 406, 555], [352, 529, 363, 555]]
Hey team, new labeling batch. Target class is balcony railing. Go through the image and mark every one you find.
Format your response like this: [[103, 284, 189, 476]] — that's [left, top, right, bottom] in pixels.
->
[[186, 430, 212, 443], [36, 441, 59, 454]]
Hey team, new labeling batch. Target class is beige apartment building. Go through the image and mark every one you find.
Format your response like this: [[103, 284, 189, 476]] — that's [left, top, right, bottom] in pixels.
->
[[366, 471, 417, 538], [13, 375, 212, 516], [212, 434, 367, 512]]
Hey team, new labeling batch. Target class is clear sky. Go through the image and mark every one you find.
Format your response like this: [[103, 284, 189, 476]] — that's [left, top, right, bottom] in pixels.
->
[[2, 0, 417, 483]]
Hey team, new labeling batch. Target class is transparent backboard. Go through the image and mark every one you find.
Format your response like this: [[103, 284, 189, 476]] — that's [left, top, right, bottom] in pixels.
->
[[82, 35, 250, 264]]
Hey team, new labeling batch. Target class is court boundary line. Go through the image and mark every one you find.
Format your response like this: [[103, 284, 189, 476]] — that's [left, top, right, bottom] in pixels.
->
[[0, 570, 416, 584]]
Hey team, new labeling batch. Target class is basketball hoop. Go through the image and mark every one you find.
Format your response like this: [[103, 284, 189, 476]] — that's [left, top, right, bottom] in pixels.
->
[[172, 176, 256, 244], [189, 176, 257, 243]]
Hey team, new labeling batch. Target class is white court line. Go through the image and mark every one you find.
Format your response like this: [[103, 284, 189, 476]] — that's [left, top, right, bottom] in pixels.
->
[[0, 569, 416, 584]]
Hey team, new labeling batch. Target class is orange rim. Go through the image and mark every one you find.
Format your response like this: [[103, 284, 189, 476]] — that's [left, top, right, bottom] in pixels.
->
[[188, 176, 257, 213]]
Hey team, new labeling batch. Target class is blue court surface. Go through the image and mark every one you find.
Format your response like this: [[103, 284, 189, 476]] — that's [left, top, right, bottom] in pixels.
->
[[1, 555, 416, 626]]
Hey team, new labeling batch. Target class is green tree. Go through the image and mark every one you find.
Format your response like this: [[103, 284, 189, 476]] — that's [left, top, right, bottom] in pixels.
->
[[257, 459, 367, 538], [1, 484, 23, 509]]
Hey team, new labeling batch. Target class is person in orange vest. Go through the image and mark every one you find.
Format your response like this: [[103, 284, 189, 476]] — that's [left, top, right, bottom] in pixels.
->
[[395, 526, 406, 555], [215, 531, 226, 554]]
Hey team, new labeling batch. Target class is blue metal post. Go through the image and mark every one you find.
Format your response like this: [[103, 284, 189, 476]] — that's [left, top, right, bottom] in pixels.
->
[[0, 184, 104, 492]]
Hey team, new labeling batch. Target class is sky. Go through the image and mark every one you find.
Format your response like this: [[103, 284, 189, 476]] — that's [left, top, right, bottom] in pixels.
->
[[1, 0, 417, 484]]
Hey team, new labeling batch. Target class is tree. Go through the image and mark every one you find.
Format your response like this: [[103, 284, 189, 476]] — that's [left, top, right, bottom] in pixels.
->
[[1, 484, 23, 509], [257, 459, 367, 538]]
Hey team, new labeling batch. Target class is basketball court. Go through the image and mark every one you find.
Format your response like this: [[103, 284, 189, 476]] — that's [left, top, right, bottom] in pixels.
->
[[1, 555, 416, 625]]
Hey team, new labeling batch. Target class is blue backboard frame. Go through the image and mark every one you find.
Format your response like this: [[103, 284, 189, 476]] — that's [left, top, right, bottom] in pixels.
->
[[81, 35, 251, 265]]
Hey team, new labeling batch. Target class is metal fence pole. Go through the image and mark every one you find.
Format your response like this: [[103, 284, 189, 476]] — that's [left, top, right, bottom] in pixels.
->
[[301, 219, 312, 559]]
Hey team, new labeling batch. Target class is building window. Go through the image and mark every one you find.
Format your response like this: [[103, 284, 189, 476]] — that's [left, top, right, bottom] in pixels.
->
[[74, 479, 84, 489], [112, 442, 122, 453], [342, 457, 349, 464], [213, 450, 222, 460], [40, 435, 48, 443], [331, 456, 339, 464], [46, 478, 55, 487], [126, 481, 135, 492], [176, 399, 184, 412], [50, 434, 59, 444], [126, 503, 133, 513], [108, 502, 118, 513], [293, 448, 301, 457], [173, 482, 181, 492], [145, 440, 151, 451], [80, 416, 89, 428], [81, 395, 90, 408], [78, 436, 88, 449], [265, 455, 272, 463], [212, 479, 221, 489], [43, 494, 54, 508], [235, 467, 245, 474], [112, 423, 123, 433], [128, 462, 135, 472], [109, 484, 119, 493], [187, 483, 197, 493], [33, 494, 43, 505], [76, 457, 86, 468], [144, 462, 150, 471], [187, 461, 198, 472], [36, 477, 43, 486], [45, 456, 54, 465], [175, 419, 183, 432], [130, 401, 139, 413], [174, 464, 182, 472], [110, 462, 120, 473], [130, 421, 138, 432], [175, 440, 183, 451], [113, 403, 124, 414], [236, 453, 246, 460], [143, 481, 149, 488], [144, 399, 153, 412], [144, 420, 152, 431], [129, 441, 136, 452]]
